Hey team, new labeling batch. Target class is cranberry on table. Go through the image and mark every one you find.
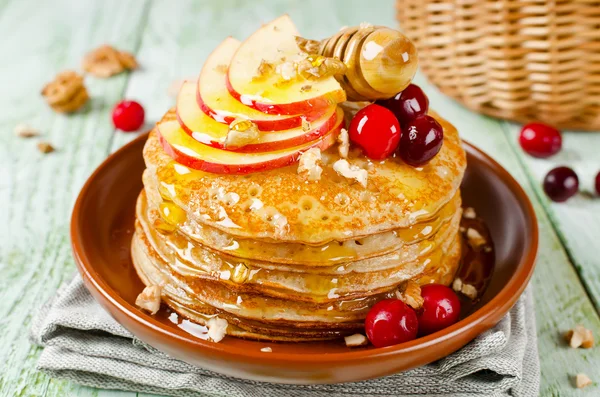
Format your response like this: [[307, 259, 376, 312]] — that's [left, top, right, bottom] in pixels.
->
[[398, 115, 444, 167], [519, 122, 562, 158], [365, 299, 418, 348], [112, 100, 145, 132], [377, 84, 429, 126], [543, 166, 579, 202], [417, 284, 461, 336], [348, 104, 402, 160]]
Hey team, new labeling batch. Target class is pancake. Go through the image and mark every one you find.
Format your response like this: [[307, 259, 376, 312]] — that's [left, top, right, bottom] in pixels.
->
[[142, 110, 466, 244]]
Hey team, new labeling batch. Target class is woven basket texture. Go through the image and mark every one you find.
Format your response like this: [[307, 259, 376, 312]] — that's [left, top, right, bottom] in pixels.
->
[[396, 0, 600, 131]]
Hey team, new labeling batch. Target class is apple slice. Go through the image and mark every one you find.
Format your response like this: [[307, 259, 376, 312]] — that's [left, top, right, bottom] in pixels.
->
[[177, 81, 341, 153], [157, 118, 342, 174], [198, 37, 326, 131], [227, 15, 346, 115]]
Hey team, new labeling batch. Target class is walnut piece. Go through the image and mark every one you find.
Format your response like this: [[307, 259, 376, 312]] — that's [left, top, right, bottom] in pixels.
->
[[15, 123, 39, 138], [344, 333, 368, 347], [300, 85, 312, 93], [41, 70, 89, 113], [298, 148, 323, 182], [333, 159, 368, 188], [276, 61, 297, 81], [463, 207, 476, 219], [297, 55, 346, 80], [396, 280, 424, 310], [207, 317, 228, 342], [37, 142, 55, 154], [224, 119, 260, 149], [256, 59, 275, 79], [338, 128, 349, 159], [565, 325, 594, 349], [301, 117, 311, 132], [452, 278, 478, 300], [135, 285, 162, 315], [574, 373, 592, 389], [466, 228, 486, 249], [82, 45, 138, 78], [295, 36, 321, 54], [359, 22, 374, 30]]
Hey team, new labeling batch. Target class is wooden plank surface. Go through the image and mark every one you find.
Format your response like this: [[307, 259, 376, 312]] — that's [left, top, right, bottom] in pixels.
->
[[0, 0, 599, 396]]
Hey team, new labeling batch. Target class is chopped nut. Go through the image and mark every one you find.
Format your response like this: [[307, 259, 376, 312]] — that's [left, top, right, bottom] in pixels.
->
[[338, 128, 349, 159], [41, 70, 89, 113], [300, 85, 312, 93], [396, 280, 424, 310], [276, 61, 297, 81], [574, 373, 592, 389], [214, 64, 228, 74], [260, 346, 273, 352], [207, 317, 228, 342], [359, 22, 373, 30], [298, 148, 323, 182], [256, 59, 275, 79], [463, 207, 476, 219], [14, 123, 39, 138], [37, 142, 55, 154], [333, 159, 368, 188], [224, 119, 260, 149], [565, 325, 594, 349], [452, 278, 478, 300], [82, 45, 137, 78], [344, 333, 368, 347], [295, 36, 321, 54], [297, 55, 346, 80], [301, 117, 311, 132], [135, 285, 162, 315], [466, 228, 486, 249]]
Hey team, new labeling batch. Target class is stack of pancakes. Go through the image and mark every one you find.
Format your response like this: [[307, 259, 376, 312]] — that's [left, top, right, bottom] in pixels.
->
[[132, 110, 467, 342]]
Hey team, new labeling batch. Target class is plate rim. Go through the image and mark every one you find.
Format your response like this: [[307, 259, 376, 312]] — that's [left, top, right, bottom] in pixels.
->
[[71, 132, 538, 364]]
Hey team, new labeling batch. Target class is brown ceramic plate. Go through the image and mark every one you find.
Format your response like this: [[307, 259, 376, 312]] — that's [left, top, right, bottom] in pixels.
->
[[71, 133, 538, 384]]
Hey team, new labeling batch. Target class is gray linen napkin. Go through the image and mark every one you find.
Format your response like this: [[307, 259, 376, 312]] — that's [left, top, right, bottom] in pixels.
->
[[30, 275, 540, 397]]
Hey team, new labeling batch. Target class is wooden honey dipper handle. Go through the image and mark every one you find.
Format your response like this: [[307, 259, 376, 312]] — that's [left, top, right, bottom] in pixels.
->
[[296, 26, 418, 101]]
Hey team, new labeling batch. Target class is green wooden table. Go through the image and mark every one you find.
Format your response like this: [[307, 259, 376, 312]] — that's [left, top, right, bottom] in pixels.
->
[[1, 0, 599, 395]]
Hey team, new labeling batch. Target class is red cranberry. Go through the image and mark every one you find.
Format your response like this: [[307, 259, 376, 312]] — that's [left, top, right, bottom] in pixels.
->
[[399, 115, 443, 167], [519, 122, 562, 158], [365, 299, 418, 348], [348, 104, 402, 160], [543, 166, 579, 202], [418, 284, 461, 336], [377, 84, 429, 126], [112, 100, 145, 132], [595, 171, 600, 196]]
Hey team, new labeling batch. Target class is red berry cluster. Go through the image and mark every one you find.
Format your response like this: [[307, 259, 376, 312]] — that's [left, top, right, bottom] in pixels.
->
[[365, 284, 461, 348], [518, 123, 600, 201], [347, 84, 443, 166]]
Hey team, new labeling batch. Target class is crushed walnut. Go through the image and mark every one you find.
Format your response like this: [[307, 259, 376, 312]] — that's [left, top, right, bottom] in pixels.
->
[[466, 228, 486, 250], [452, 278, 478, 300], [135, 285, 162, 315], [338, 128, 349, 159], [298, 148, 323, 182], [255, 59, 275, 79], [344, 333, 369, 347], [333, 159, 368, 188], [207, 317, 228, 342], [574, 373, 593, 389], [359, 22, 374, 30], [297, 55, 346, 80], [301, 117, 311, 132], [14, 123, 39, 138], [565, 325, 594, 349], [260, 346, 273, 352], [224, 119, 260, 149], [41, 70, 89, 113], [295, 36, 321, 54], [300, 85, 312, 93], [463, 207, 476, 219], [37, 142, 55, 154], [82, 44, 138, 78], [395, 280, 424, 310], [276, 61, 297, 81]]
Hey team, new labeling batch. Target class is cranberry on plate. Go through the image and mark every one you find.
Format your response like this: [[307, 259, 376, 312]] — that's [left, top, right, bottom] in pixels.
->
[[543, 166, 579, 202], [112, 100, 145, 132], [398, 115, 444, 167], [519, 122, 562, 158], [377, 84, 429, 126], [348, 104, 401, 160], [418, 284, 461, 336], [365, 299, 418, 348]]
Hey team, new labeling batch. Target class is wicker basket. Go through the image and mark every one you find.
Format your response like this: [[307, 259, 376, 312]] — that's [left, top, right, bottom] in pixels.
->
[[396, 0, 600, 131]]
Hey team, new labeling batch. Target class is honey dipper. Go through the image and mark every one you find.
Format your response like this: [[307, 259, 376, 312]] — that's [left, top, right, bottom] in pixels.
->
[[296, 25, 418, 101]]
